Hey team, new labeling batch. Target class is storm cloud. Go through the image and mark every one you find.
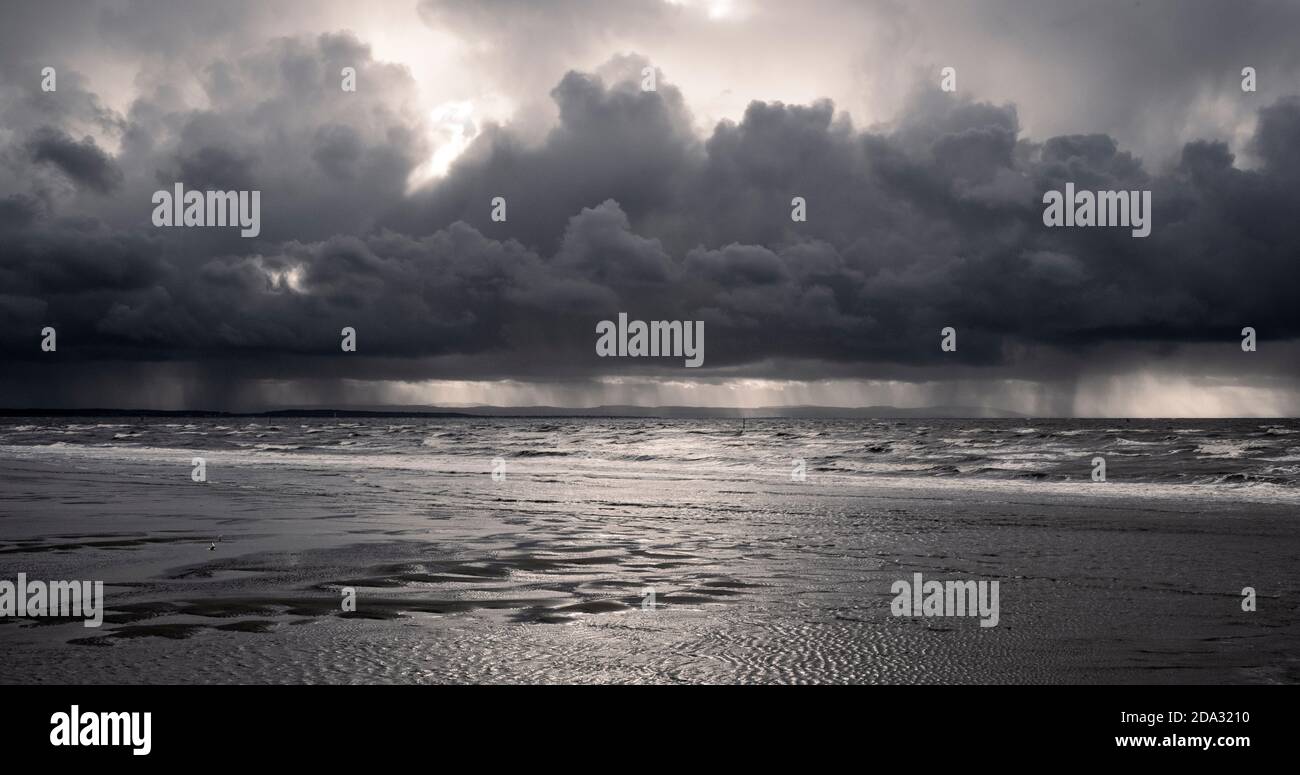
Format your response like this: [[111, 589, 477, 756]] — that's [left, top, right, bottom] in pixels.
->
[[1, 0, 1298, 414]]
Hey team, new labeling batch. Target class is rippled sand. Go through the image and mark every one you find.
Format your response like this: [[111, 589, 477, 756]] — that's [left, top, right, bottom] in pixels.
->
[[1, 424, 1297, 684]]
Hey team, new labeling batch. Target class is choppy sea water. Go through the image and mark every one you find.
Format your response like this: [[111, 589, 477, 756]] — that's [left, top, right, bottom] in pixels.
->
[[4, 417, 1300, 489], [1, 417, 1297, 684]]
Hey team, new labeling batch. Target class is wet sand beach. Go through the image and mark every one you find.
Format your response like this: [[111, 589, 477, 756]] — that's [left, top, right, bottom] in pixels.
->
[[1, 418, 1297, 684]]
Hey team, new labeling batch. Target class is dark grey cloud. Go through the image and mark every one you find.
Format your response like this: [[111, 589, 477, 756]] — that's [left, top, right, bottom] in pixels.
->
[[26, 126, 124, 194], [390, 60, 701, 254], [1, 3, 1299, 411], [410, 0, 1300, 164]]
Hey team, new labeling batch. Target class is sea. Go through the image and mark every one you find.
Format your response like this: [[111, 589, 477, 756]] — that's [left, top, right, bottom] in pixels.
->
[[1, 417, 1297, 684]]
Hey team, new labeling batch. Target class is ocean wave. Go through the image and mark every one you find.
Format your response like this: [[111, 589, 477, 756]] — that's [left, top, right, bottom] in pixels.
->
[[4, 418, 1300, 498], [1262, 425, 1298, 435], [1194, 441, 1248, 458]]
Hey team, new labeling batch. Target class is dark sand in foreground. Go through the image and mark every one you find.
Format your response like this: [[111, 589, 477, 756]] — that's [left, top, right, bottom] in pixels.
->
[[1, 445, 1296, 684]]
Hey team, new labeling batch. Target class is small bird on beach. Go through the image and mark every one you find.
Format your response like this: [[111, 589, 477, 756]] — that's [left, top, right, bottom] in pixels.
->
[[209, 534, 223, 551]]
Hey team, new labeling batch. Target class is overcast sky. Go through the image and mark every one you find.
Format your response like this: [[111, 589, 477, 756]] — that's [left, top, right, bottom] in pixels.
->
[[2, 0, 1299, 415]]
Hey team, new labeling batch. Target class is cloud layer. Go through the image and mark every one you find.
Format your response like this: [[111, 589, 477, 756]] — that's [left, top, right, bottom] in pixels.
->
[[1, 1, 1298, 413]]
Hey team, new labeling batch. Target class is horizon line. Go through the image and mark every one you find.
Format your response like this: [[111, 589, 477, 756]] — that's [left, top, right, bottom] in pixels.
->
[[0, 406, 1295, 420]]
